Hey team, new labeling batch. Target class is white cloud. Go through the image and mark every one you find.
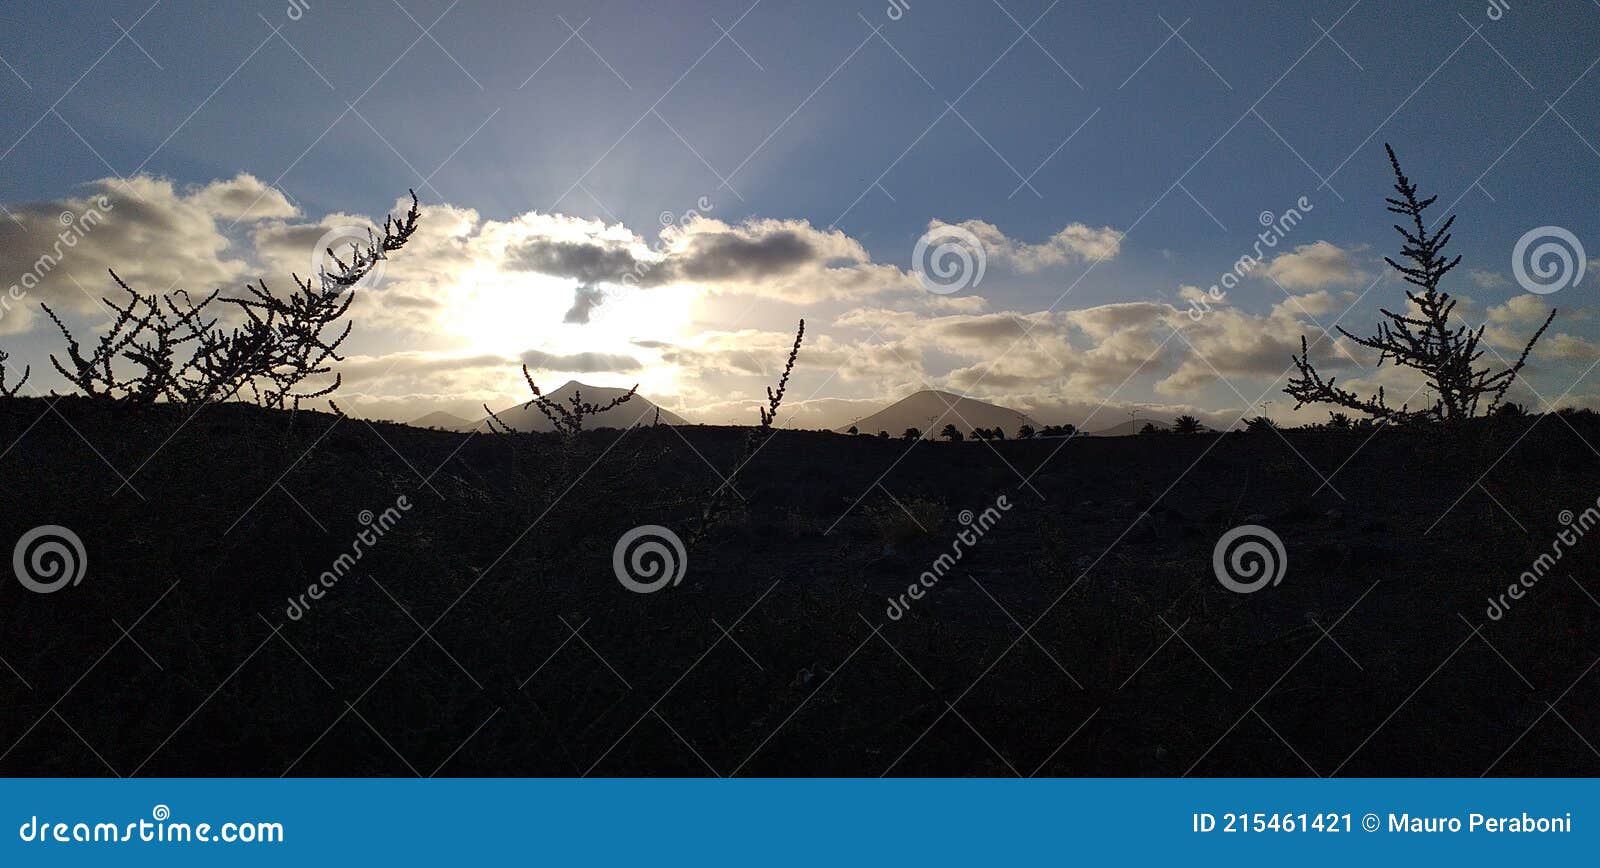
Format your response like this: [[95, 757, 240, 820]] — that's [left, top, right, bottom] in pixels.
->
[[1262, 240, 1363, 290], [930, 218, 1124, 271]]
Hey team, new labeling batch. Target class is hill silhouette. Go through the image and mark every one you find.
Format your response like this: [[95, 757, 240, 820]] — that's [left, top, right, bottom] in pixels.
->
[[474, 381, 686, 432], [1087, 418, 1172, 437], [409, 411, 475, 431], [845, 390, 1033, 438]]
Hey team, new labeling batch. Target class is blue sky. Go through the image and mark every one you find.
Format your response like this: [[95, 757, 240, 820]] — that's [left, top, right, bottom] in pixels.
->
[[2, 0, 1598, 427]]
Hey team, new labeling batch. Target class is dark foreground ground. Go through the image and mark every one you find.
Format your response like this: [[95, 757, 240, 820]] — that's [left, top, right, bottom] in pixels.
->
[[1, 396, 1598, 776]]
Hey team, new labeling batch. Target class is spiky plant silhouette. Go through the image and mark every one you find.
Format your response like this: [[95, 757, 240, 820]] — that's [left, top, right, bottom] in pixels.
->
[[0, 349, 27, 398], [1286, 146, 1553, 423], [484, 368, 638, 436], [43, 192, 420, 409], [695, 319, 805, 537]]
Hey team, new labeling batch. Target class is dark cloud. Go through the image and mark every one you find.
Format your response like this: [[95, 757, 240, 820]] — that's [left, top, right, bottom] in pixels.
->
[[563, 285, 605, 324], [504, 238, 646, 285], [666, 230, 815, 282]]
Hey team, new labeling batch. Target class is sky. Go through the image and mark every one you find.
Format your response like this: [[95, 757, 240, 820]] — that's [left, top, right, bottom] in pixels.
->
[[1, 0, 1598, 430]]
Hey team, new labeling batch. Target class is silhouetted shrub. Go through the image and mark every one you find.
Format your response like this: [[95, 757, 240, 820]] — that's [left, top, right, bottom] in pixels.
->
[[0, 349, 27, 398], [1172, 414, 1202, 434], [42, 193, 419, 409], [1287, 146, 1551, 423], [484, 369, 636, 437]]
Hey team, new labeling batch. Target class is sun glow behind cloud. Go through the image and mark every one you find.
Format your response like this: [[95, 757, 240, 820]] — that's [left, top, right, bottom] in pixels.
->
[[446, 270, 699, 396]]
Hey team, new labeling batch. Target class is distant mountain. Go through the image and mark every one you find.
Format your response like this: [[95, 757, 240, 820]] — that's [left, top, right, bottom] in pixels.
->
[[409, 411, 474, 431], [842, 390, 1034, 439], [1087, 418, 1171, 437], [474, 381, 686, 432]]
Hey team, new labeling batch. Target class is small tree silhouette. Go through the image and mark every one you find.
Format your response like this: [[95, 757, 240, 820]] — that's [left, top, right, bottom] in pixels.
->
[[43, 192, 420, 408], [1286, 146, 1553, 423], [1139, 421, 1159, 435], [1017, 423, 1036, 439], [847, 424, 859, 435], [484, 369, 637, 436], [0, 349, 28, 398], [1173, 414, 1202, 434], [903, 427, 922, 440], [1244, 415, 1277, 432], [1325, 411, 1353, 430], [939, 423, 963, 442]]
